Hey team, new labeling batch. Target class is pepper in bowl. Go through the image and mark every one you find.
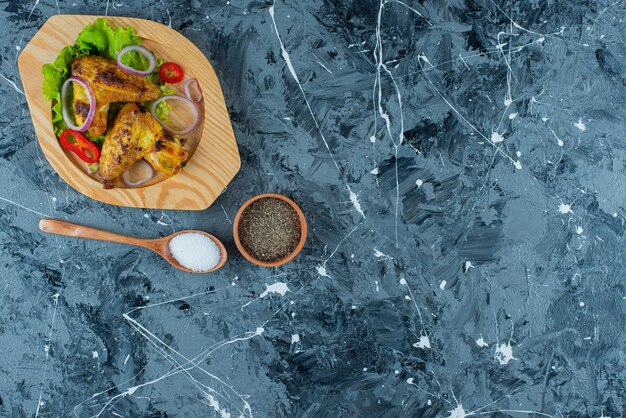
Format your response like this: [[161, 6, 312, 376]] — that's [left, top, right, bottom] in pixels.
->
[[233, 193, 307, 267]]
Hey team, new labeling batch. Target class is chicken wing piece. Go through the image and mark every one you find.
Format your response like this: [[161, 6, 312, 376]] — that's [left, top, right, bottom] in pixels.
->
[[99, 103, 161, 189], [71, 55, 159, 137], [144, 130, 189, 175]]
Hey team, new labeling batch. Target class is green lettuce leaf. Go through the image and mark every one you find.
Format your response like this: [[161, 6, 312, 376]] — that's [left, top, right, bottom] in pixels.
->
[[144, 84, 175, 123], [75, 18, 141, 59], [41, 18, 171, 145]]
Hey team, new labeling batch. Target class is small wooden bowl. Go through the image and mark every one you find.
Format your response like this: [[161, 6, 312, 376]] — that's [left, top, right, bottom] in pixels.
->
[[233, 193, 307, 267]]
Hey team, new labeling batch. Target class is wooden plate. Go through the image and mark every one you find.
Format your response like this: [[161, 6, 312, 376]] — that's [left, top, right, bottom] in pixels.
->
[[18, 15, 240, 210]]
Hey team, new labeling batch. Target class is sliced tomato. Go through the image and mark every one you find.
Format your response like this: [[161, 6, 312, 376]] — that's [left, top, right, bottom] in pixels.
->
[[159, 62, 184, 83]]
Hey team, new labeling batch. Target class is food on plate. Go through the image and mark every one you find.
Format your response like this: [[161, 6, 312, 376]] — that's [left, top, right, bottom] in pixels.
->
[[42, 18, 201, 189], [144, 131, 189, 176], [71, 55, 160, 137], [159, 62, 184, 84], [59, 129, 101, 163], [99, 103, 188, 188]]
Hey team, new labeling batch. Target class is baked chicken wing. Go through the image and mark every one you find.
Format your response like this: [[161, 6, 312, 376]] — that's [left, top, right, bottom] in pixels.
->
[[99, 103, 160, 188], [71, 55, 159, 137], [99, 103, 189, 188], [144, 131, 189, 175]]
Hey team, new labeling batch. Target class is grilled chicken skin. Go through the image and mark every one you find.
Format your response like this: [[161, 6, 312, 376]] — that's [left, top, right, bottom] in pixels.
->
[[100, 103, 161, 188], [71, 55, 159, 137], [144, 131, 189, 175], [99, 103, 189, 189]]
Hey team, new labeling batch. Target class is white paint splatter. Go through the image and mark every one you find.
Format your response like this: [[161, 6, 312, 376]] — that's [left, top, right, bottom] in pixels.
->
[[369, 135, 376, 143], [316, 265, 330, 277], [439, 280, 447, 290], [514, 160, 522, 170], [35, 293, 59, 418], [349, 189, 365, 217], [291, 334, 300, 344], [574, 118, 586, 131], [447, 404, 468, 418], [92, 351, 98, 359], [464, 261, 475, 271], [418, 54, 432, 66], [370, 167, 379, 175], [0, 73, 25, 95], [579, 302, 585, 307], [205, 394, 233, 418], [558, 203, 573, 214], [314, 58, 332, 74], [259, 282, 290, 298], [476, 337, 489, 348], [491, 131, 505, 143], [123, 354, 130, 365], [413, 335, 430, 349], [508, 112, 518, 120], [0, 196, 50, 218], [576, 225, 583, 234], [269, 2, 362, 218], [494, 342, 517, 365], [241, 282, 290, 310], [399, 278, 407, 285], [406, 377, 414, 384], [415, 179, 423, 187]]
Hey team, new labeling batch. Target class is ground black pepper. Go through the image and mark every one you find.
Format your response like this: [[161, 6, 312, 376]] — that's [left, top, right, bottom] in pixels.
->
[[238, 197, 301, 262]]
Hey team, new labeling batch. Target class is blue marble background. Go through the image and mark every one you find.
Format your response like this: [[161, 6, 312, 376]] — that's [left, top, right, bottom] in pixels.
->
[[1, 0, 625, 417]]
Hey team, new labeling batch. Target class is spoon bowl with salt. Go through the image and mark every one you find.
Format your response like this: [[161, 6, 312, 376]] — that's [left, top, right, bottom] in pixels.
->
[[39, 219, 227, 273]]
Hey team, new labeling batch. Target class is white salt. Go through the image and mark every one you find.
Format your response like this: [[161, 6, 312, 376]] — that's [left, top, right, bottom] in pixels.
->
[[169, 232, 221, 272]]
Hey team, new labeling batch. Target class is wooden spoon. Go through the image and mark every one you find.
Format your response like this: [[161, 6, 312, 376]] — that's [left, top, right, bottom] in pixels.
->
[[39, 219, 227, 273]]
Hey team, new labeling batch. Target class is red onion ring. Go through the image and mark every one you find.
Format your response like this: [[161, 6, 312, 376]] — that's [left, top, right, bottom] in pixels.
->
[[150, 95, 199, 135], [122, 159, 154, 187], [116, 45, 156, 77], [184, 78, 203, 103], [61, 76, 95, 132]]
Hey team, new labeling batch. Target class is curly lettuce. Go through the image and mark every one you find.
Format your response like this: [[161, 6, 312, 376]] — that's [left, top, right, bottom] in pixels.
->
[[42, 18, 165, 143]]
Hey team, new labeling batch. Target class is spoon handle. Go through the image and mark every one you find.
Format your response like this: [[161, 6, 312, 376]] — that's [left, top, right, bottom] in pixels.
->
[[39, 219, 156, 250]]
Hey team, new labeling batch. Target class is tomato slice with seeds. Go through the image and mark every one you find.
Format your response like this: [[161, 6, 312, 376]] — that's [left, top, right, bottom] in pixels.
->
[[159, 62, 184, 83]]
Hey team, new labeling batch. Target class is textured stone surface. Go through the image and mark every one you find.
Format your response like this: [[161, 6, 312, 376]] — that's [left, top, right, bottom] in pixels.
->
[[1, 0, 625, 417]]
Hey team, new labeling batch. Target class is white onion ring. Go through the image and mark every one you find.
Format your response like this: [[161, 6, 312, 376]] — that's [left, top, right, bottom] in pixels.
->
[[150, 95, 199, 135], [87, 163, 99, 174], [122, 159, 154, 187], [116, 45, 156, 76], [184, 78, 203, 103], [61, 76, 95, 132]]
